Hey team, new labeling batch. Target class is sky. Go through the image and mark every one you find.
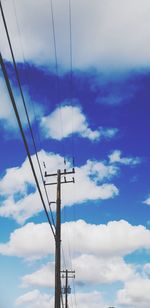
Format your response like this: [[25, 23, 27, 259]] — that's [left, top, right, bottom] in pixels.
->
[[0, 0, 150, 307]]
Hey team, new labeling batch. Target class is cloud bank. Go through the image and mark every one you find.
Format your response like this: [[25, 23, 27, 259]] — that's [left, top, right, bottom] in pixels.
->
[[1, 0, 150, 70], [0, 150, 119, 223], [0, 220, 150, 260]]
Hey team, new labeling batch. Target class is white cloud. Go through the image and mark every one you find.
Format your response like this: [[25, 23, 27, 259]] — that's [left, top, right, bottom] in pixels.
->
[[0, 76, 43, 135], [144, 263, 150, 275], [0, 159, 34, 196], [1, 220, 150, 261], [109, 150, 141, 165], [21, 255, 135, 289], [1, 0, 150, 70], [15, 290, 106, 308], [0, 222, 54, 260], [21, 262, 55, 288], [72, 291, 107, 308], [116, 277, 150, 307], [0, 150, 118, 223], [62, 220, 150, 258], [0, 77, 16, 127], [15, 289, 53, 308], [40, 104, 117, 141], [73, 254, 135, 285], [0, 192, 43, 224], [143, 196, 150, 206]]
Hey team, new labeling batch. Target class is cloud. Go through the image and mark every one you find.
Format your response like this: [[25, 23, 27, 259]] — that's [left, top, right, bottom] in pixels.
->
[[109, 150, 141, 165], [0, 192, 43, 224], [0, 150, 119, 223], [144, 263, 150, 273], [21, 255, 135, 289], [143, 196, 150, 206], [21, 262, 55, 288], [73, 254, 135, 285], [15, 290, 106, 308], [1, 0, 150, 70], [15, 289, 53, 308], [0, 222, 54, 260], [0, 76, 18, 132], [116, 277, 150, 307], [40, 104, 117, 141], [0, 76, 43, 135], [0, 220, 150, 261], [61, 220, 150, 258]]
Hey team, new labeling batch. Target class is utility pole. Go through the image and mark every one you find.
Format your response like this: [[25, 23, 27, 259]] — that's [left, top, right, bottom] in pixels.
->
[[61, 269, 75, 308], [44, 168, 75, 308]]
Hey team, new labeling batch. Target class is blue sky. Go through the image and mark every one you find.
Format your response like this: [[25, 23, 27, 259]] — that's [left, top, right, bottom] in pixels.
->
[[0, 0, 150, 307]]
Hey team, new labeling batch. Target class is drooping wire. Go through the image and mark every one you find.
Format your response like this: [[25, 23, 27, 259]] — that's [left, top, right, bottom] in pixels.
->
[[48, 0, 66, 160], [0, 52, 55, 239], [49, 0, 58, 79], [61, 293, 64, 308], [72, 278, 78, 308], [11, 0, 56, 227], [68, 0, 75, 166], [11, 0, 42, 147], [0, 0, 56, 230]]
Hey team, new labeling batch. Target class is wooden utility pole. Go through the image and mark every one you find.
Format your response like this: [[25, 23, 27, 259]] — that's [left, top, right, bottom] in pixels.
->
[[55, 169, 61, 308], [61, 269, 75, 308], [45, 168, 75, 308]]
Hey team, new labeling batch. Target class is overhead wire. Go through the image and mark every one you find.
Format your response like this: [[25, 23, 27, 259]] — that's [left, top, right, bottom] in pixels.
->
[[48, 0, 66, 161], [1, 0, 77, 305], [45, 0, 77, 304], [68, 0, 74, 161], [0, 52, 55, 239], [68, 1, 78, 306], [11, 0, 56, 228], [0, 0, 56, 231], [72, 278, 78, 308], [12, 0, 42, 148]]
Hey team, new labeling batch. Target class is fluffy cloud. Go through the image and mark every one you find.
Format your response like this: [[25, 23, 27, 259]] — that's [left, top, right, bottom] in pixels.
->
[[1, 0, 150, 70], [0, 150, 118, 223], [40, 104, 117, 141], [116, 277, 150, 307], [0, 77, 16, 129], [0, 76, 43, 134], [21, 262, 55, 288], [73, 254, 135, 285], [143, 196, 150, 206], [21, 255, 135, 289], [1, 219, 150, 307], [143, 263, 150, 275], [0, 220, 150, 260], [109, 150, 141, 165], [0, 222, 54, 260], [15, 290, 106, 308], [0, 148, 141, 224], [15, 289, 53, 308], [62, 220, 150, 258]]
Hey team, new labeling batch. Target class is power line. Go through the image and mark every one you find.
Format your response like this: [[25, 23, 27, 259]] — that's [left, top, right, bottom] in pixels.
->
[[1, 2, 77, 305], [49, 0, 58, 78], [48, 0, 66, 157], [0, 0, 56, 230], [0, 52, 55, 239], [68, 0, 75, 165], [72, 279, 78, 308]]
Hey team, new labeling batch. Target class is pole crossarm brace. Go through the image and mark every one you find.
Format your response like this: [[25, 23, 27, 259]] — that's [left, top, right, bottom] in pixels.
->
[[44, 168, 75, 186], [45, 168, 75, 177]]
